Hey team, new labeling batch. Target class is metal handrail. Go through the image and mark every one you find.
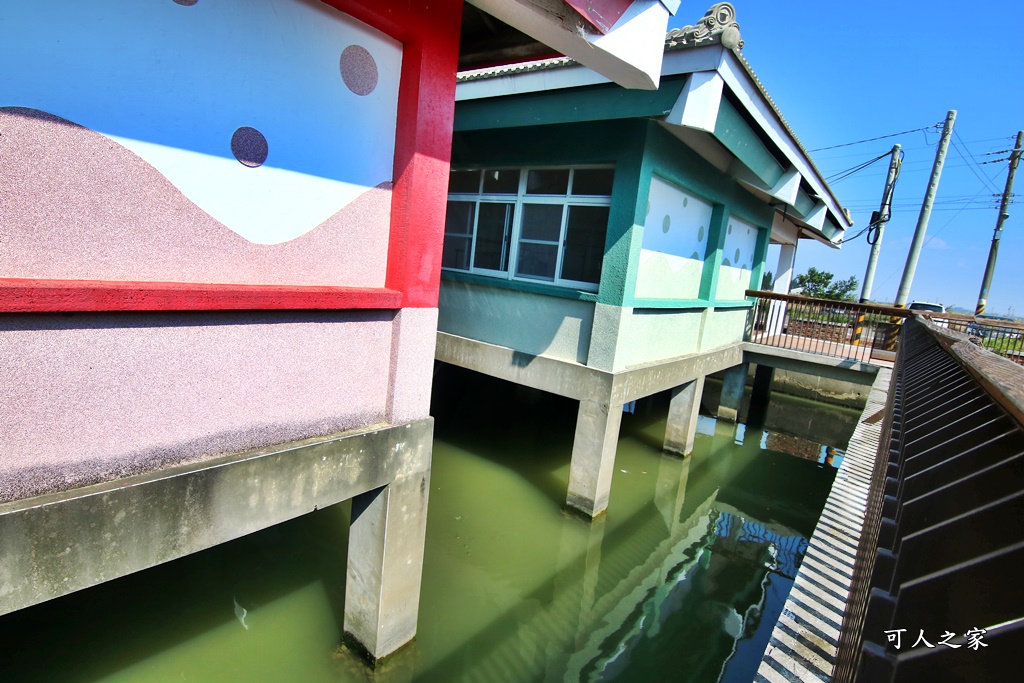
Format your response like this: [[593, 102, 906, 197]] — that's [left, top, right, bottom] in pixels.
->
[[745, 290, 910, 365]]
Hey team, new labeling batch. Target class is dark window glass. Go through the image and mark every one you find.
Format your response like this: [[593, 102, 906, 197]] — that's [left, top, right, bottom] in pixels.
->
[[516, 242, 558, 281], [482, 169, 520, 194], [526, 169, 569, 195], [444, 201, 475, 235], [441, 201, 476, 270], [561, 205, 608, 284], [442, 236, 472, 270], [571, 168, 614, 196], [448, 170, 480, 194], [474, 203, 513, 271], [521, 204, 563, 242]]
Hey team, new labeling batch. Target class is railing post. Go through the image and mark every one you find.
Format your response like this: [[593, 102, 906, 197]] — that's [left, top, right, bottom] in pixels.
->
[[852, 312, 866, 346]]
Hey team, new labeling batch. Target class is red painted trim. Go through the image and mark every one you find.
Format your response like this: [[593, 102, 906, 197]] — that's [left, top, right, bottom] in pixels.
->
[[328, 0, 461, 309], [0, 279, 402, 313]]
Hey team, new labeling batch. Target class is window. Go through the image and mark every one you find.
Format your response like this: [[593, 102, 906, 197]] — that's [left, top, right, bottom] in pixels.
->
[[442, 167, 613, 290]]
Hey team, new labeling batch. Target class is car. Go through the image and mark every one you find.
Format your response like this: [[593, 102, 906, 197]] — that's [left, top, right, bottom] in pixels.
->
[[908, 301, 949, 328], [907, 301, 945, 313]]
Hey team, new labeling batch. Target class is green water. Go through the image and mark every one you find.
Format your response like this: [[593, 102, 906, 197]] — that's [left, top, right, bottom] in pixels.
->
[[0, 370, 853, 682]]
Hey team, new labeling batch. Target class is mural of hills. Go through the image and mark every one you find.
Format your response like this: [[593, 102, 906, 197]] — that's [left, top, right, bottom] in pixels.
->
[[0, 107, 392, 287]]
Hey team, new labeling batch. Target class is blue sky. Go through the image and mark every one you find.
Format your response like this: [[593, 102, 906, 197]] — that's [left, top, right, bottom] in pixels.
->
[[668, 1, 1024, 316]]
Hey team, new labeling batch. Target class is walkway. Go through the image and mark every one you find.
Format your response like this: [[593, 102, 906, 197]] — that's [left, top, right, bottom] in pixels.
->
[[756, 366, 892, 681]]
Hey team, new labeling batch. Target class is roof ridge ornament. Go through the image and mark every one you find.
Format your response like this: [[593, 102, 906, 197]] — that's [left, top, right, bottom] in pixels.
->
[[666, 3, 743, 50]]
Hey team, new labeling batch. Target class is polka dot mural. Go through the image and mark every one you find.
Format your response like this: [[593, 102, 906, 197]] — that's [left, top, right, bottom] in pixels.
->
[[636, 176, 713, 300], [716, 215, 761, 301], [231, 127, 268, 168], [340, 45, 379, 96], [2, 0, 403, 246]]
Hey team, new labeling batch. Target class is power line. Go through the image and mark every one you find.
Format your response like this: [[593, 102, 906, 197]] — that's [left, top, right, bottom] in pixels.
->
[[952, 129, 1000, 194], [814, 136, 1013, 162], [825, 152, 889, 184], [808, 124, 940, 152]]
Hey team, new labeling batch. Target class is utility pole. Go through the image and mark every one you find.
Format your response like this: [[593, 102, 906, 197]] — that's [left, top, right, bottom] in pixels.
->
[[860, 144, 902, 302], [895, 110, 956, 307], [975, 130, 1023, 316]]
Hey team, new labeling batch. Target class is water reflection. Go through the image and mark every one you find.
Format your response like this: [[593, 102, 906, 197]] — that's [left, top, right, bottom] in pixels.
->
[[0, 368, 851, 682]]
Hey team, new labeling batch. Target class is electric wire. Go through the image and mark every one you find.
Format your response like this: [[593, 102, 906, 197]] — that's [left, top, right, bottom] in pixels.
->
[[826, 152, 889, 184], [808, 124, 940, 152], [952, 129, 1001, 194]]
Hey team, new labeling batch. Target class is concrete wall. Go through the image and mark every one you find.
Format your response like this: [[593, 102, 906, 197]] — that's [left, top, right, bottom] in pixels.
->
[[438, 280, 595, 364], [701, 309, 750, 350], [624, 309, 703, 367]]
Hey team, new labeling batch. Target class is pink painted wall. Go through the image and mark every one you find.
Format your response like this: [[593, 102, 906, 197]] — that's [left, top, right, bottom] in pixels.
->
[[0, 311, 394, 503]]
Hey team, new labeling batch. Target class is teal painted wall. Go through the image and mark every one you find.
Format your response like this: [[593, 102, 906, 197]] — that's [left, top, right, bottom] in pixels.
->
[[445, 117, 775, 371], [631, 122, 772, 309], [450, 120, 647, 309], [438, 280, 595, 364]]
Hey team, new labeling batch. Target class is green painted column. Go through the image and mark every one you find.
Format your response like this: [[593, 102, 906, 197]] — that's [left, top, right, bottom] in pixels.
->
[[596, 121, 650, 308], [748, 225, 771, 297], [699, 204, 730, 301]]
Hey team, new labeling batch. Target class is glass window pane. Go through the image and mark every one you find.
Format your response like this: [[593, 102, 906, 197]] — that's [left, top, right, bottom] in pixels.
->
[[474, 203, 513, 271], [482, 169, 520, 194], [516, 242, 558, 281], [448, 169, 481, 194], [561, 205, 608, 284], [444, 201, 475, 236], [442, 235, 472, 270], [526, 169, 569, 195], [521, 204, 563, 242], [571, 168, 614, 196]]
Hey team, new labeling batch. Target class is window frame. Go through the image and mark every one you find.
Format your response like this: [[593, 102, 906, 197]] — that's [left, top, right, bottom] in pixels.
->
[[443, 166, 614, 292]]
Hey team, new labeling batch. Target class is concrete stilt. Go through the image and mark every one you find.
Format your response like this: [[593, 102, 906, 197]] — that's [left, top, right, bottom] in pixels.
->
[[343, 447, 431, 662], [663, 377, 705, 457], [718, 364, 747, 422], [746, 364, 774, 428], [566, 399, 623, 518]]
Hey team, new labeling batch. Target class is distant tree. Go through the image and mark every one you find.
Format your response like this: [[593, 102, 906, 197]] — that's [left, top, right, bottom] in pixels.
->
[[792, 267, 858, 301], [761, 270, 774, 290]]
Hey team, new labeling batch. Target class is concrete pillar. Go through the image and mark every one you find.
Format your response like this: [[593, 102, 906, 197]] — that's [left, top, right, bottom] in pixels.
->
[[566, 399, 623, 518], [767, 243, 798, 336], [718, 364, 747, 423], [663, 377, 705, 457], [343, 446, 431, 662], [746, 364, 774, 428]]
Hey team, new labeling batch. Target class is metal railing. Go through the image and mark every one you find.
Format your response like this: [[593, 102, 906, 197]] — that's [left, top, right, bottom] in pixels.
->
[[832, 318, 1024, 681], [746, 290, 912, 364]]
